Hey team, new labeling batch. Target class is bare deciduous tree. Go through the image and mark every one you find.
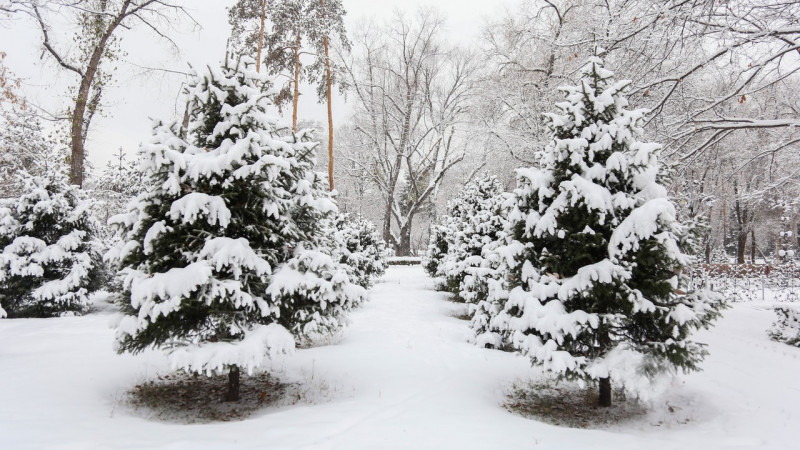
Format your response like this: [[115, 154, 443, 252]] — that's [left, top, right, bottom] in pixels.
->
[[9, 0, 194, 187], [338, 9, 479, 255]]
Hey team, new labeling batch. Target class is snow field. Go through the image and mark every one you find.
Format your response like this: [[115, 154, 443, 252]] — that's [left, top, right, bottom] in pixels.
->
[[1, 266, 799, 449]]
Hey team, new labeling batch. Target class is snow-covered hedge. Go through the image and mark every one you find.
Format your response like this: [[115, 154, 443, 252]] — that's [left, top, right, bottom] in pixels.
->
[[0, 170, 106, 318], [770, 304, 800, 347]]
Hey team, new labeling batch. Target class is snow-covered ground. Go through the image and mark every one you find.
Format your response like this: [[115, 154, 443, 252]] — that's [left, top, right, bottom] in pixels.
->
[[1, 266, 799, 449]]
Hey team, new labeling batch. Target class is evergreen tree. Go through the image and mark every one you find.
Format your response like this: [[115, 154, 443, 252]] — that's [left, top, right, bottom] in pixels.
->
[[108, 57, 364, 401], [85, 147, 146, 245], [423, 223, 451, 278], [332, 213, 389, 289], [438, 174, 506, 299], [0, 115, 66, 197], [770, 304, 800, 347], [493, 54, 724, 407], [425, 174, 507, 302], [0, 168, 105, 318]]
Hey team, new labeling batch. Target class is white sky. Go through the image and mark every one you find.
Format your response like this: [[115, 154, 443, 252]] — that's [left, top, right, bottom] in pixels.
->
[[0, 0, 517, 169]]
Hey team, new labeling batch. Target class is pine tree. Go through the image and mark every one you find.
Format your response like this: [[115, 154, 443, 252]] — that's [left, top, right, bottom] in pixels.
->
[[0, 115, 66, 198], [85, 147, 146, 246], [425, 174, 507, 303], [423, 224, 451, 277], [496, 54, 724, 407], [0, 168, 106, 318], [439, 174, 507, 300], [332, 213, 389, 289], [108, 57, 364, 401]]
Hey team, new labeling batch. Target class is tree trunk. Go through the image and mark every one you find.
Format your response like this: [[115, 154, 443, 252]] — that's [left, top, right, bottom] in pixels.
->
[[750, 229, 756, 263], [382, 200, 393, 248], [292, 33, 301, 132], [255, 0, 266, 73], [320, 0, 334, 191], [69, 29, 117, 187], [796, 223, 800, 251], [324, 38, 334, 190], [225, 365, 240, 401], [737, 231, 747, 264], [598, 376, 612, 407], [59, 3, 127, 187], [396, 218, 413, 256]]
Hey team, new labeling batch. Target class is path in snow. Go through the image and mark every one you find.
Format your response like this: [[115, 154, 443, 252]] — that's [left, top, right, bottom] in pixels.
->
[[1, 266, 800, 449]]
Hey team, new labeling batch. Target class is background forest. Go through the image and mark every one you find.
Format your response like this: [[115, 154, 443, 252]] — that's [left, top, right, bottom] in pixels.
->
[[1, 0, 798, 261]]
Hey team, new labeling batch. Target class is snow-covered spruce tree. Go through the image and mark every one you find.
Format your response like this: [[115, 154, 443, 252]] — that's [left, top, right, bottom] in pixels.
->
[[425, 179, 497, 290], [770, 304, 800, 347], [496, 55, 724, 407], [0, 168, 106, 318], [437, 174, 507, 300], [423, 223, 451, 277], [332, 213, 389, 289], [464, 216, 516, 350], [90, 148, 146, 219], [108, 57, 365, 401]]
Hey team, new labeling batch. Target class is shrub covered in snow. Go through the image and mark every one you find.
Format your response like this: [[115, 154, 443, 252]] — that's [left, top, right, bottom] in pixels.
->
[[425, 174, 507, 299], [332, 213, 389, 289], [483, 54, 724, 406], [423, 224, 450, 277], [770, 304, 800, 347], [446, 175, 508, 301], [0, 169, 106, 318], [107, 58, 365, 400], [86, 149, 146, 235]]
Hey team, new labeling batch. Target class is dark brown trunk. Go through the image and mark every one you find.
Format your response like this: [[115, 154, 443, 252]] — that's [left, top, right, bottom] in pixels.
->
[[67, 4, 128, 187], [737, 231, 747, 264], [598, 377, 611, 407], [225, 365, 240, 401], [382, 201, 393, 248], [796, 224, 800, 251], [396, 219, 413, 256], [750, 229, 756, 263]]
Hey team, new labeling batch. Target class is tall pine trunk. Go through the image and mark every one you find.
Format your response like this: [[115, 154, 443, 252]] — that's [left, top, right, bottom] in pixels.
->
[[321, 0, 334, 191], [598, 376, 612, 407], [324, 36, 334, 190], [226, 365, 240, 401], [255, 0, 266, 73], [292, 34, 300, 132]]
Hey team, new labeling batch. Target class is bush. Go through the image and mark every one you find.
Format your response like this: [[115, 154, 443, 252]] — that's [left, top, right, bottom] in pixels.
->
[[333, 213, 390, 289], [0, 170, 105, 318], [770, 304, 800, 347]]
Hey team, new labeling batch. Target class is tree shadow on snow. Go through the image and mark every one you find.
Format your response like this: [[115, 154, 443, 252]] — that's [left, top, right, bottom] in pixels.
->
[[121, 371, 314, 423], [504, 378, 700, 430]]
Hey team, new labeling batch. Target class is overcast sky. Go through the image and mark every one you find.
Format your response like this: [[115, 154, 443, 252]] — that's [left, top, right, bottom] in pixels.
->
[[0, 0, 518, 170]]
